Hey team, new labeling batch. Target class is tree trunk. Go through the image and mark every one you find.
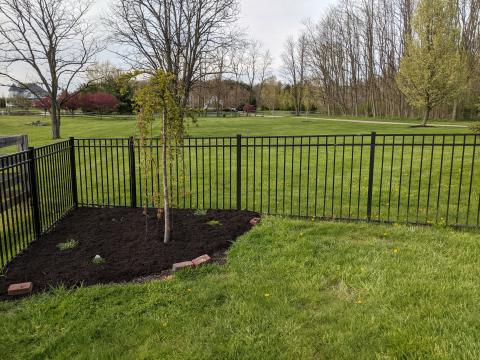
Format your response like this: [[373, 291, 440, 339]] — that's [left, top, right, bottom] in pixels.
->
[[50, 102, 61, 139], [451, 100, 458, 121], [162, 109, 171, 244], [422, 107, 430, 126]]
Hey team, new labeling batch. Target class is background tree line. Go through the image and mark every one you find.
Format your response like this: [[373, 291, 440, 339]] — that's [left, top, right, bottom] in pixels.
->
[[174, 0, 480, 122], [294, 0, 480, 122], [1, 0, 479, 140]]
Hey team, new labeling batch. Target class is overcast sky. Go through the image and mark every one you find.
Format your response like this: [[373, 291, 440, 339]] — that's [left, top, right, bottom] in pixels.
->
[[0, 0, 334, 97], [235, 0, 334, 66]]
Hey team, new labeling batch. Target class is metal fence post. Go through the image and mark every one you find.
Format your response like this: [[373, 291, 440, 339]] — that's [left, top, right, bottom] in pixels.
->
[[27, 147, 41, 239], [69, 137, 78, 208], [128, 136, 137, 208], [367, 132, 376, 221], [236, 134, 242, 210]]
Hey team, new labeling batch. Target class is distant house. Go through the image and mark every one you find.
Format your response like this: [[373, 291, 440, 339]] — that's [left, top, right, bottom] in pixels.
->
[[7, 83, 48, 107]]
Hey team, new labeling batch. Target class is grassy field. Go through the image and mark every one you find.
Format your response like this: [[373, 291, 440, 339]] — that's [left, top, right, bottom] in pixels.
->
[[2, 115, 480, 358], [1, 217, 480, 359], [0, 113, 474, 153]]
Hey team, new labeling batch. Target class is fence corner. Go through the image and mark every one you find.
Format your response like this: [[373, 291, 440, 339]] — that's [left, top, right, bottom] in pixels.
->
[[27, 147, 41, 239]]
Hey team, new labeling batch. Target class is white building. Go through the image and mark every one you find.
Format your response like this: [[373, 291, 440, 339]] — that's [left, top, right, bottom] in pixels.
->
[[6, 83, 48, 107]]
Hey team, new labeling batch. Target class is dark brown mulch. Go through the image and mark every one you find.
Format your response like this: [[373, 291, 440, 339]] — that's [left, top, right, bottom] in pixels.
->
[[0, 207, 258, 298]]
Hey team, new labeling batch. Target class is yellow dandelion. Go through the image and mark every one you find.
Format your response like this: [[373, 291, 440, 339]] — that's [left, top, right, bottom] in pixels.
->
[[264, 293, 270, 298], [393, 248, 399, 254], [356, 299, 363, 304]]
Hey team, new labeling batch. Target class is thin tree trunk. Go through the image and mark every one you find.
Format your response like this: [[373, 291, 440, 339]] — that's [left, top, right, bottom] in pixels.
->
[[162, 108, 171, 244], [51, 102, 60, 139], [451, 100, 458, 121], [422, 107, 430, 126]]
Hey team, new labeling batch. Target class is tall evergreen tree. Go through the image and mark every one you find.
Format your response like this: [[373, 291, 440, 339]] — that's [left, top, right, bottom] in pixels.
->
[[396, 0, 466, 125]]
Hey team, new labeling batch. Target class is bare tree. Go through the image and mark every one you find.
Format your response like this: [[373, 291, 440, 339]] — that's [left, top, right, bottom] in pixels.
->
[[229, 44, 248, 108], [256, 49, 273, 110], [245, 40, 261, 104], [282, 33, 308, 116], [0, 0, 101, 139], [108, 0, 240, 111]]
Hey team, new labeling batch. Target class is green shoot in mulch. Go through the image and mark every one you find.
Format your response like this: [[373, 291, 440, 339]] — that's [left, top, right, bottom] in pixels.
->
[[92, 255, 105, 264], [1, 218, 480, 359], [56, 239, 78, 251], [194, 209, 207, 216], [207, 220, 221, 226]]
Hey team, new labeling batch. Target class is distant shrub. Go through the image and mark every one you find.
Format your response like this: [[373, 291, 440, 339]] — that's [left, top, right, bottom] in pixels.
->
[[469, 123, 480, 134]]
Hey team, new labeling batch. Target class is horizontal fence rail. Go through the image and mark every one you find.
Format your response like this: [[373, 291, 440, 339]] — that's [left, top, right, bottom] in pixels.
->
[[1, 133, 479, 268]]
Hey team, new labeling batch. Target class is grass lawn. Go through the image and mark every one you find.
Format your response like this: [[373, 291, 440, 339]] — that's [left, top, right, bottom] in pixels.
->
[[0, 113, 474, 154], [1, 217, 480, 359]]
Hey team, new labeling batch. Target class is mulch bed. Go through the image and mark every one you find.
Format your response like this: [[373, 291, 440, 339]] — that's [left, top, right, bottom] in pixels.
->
[[0, 207, 258, 299]]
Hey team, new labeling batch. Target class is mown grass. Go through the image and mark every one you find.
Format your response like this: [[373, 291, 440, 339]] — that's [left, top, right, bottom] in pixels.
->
[[0, 113, 473, 154], [1, 217, 480, 359]]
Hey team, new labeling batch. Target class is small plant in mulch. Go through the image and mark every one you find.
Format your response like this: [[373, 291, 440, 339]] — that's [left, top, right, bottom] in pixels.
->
[[207, 220, 221, 226], [92, 255, 105, 265], [194, 209, 207, 216], [57, 239, 78, 251]]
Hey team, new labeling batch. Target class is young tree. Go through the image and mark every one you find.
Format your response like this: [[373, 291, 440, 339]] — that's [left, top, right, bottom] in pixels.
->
[[396, 0, 466, 125], [243, 103, 255, 116], [0, 0, 101, 139], [60, 92, 82, 116], [134, 71, 184, 244], [32, 97, 51, 116]]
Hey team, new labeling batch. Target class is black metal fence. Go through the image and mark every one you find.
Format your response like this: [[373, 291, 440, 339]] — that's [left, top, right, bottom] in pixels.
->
[[0, 140, 74, 267], [1, 133, 480, 267]]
